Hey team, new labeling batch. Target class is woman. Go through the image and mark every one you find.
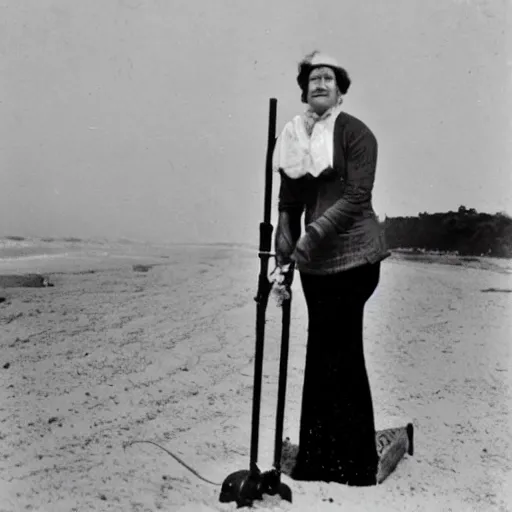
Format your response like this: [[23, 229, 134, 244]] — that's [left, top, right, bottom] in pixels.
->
[[272, 51, 390, 486]]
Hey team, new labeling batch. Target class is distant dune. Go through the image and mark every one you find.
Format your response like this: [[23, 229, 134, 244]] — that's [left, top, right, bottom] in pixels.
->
[[389, 249, 512, 275], [2, 236, 511, 277]]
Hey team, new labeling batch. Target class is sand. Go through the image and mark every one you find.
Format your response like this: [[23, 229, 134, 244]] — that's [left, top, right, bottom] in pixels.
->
[[0, 239, 511, 511]]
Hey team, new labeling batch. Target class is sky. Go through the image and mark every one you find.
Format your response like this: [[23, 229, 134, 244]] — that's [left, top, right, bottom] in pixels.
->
[[1, 0, 510, 245]]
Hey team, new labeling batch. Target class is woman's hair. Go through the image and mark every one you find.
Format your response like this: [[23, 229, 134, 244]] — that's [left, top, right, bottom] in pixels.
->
[[297, 51, 351, 103]]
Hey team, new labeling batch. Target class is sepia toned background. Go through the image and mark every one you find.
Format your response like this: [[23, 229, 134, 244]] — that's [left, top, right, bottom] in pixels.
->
[[1, 0, 510, 244], [0, 1, 510, 511]]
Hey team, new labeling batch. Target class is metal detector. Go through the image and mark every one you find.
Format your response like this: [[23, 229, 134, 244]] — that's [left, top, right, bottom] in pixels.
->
[[219, 98, 293, 508]]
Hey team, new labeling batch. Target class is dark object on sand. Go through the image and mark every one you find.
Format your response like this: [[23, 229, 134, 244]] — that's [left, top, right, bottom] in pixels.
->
[[481, 288, 512, 293], [0, 274, 54, 288], [219, 98, 292, 509], [376, 423, 414, 483], [0, 297, 5, 304], [132, 264, 155, 273]]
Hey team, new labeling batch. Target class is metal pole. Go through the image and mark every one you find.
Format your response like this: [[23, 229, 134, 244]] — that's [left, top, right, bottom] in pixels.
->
[[249, 97, 277, 473], [273, 290, 292, 472]]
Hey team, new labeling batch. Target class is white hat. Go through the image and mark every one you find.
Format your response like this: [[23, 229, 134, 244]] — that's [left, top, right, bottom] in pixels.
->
[[308, 52, 342, 69]]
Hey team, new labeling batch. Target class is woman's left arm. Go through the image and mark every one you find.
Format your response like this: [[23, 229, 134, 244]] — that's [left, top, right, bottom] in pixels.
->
[[307, 125, 378, 241]]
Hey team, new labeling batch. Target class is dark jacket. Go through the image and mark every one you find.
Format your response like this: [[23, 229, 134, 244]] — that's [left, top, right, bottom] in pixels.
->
[[278, 111, 390, 274]]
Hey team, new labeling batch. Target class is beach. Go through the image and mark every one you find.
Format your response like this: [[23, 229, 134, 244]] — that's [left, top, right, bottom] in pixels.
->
[[0, 238, 511, 511]]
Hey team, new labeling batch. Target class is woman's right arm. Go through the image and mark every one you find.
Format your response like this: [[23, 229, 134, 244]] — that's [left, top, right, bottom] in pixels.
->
[[275, 210, 302, 267], [275, 170, 304, 267]]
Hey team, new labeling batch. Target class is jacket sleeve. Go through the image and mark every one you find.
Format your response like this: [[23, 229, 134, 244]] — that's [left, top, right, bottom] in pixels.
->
[[277, 170, 305, 214], [306, 124, 378, 240], [275, 170, 304, 266]]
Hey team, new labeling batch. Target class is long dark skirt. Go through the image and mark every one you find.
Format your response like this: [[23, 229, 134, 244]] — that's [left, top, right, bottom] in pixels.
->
[[291, 262, 381, 486]]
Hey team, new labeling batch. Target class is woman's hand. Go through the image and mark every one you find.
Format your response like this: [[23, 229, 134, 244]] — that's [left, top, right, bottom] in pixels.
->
[[269, 263, 294, 306], [292, 227, 323, 265], [292, 235, 313, 265]]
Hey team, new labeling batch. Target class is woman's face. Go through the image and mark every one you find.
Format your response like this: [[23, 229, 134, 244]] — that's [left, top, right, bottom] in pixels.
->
[[307, 66, 339, 115]]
